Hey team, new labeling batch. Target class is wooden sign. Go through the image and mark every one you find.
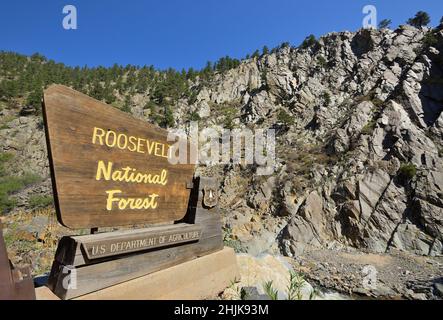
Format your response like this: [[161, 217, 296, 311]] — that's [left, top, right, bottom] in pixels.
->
[[43, 85, 194, 229]]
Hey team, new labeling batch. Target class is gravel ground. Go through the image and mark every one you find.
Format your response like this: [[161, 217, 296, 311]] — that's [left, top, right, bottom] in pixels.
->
[[289, 247, 443, 300]]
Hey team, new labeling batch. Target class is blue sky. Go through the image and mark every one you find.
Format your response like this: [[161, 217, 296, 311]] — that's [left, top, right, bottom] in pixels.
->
[[0, 0, 442, 70]]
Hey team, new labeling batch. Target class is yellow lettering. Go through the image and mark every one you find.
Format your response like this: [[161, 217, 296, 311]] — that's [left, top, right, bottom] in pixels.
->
[[134, 198, 143, 208], [162, 145, 170, 158], [96, 161, 168, 186], [118, 198, 128, 210], [92, 127, 106, 145], [128, 136, 137, 152], [96, 160, 113, 181], [105, 190, 159, 211], [92, 127, 173, 161], [117, 133, 128, 150], [160, 169, 168, 185], [154, 143, 162, 157], [146, 140, 156, 155], [105, 130, 117, 147], [105, 190, 122, 211], [137, 138, 145, 153]]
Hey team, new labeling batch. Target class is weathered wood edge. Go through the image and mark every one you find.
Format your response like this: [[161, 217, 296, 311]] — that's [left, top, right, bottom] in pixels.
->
[[41, 96, 64, 228]]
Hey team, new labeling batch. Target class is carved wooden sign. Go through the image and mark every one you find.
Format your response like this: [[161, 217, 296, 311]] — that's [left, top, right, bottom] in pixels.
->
[[43, 85, 194, 229]]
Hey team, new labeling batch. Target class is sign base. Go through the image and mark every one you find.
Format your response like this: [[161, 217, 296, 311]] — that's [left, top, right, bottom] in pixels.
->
[[37, 247, 239, 300], [47, 177, 225, 300]]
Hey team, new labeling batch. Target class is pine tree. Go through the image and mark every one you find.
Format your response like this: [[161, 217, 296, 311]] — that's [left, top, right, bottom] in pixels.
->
[[378, 19, 392, 29], [280, 42, 290, 49], [262, 46, 269, 55], [121, 95, 131, 113], [300, 35, 318, 49], [407, 11, 431, 28], [0, 80, 18, 100], [26, 86, 43, 112], [158, 105, 174, 128]]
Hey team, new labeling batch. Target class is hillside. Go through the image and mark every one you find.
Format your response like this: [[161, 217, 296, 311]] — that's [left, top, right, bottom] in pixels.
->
[[1, 22, 443, 298]]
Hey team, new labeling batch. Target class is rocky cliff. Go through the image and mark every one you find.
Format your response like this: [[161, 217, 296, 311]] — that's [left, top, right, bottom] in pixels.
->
[[1, 23, 443, 259]]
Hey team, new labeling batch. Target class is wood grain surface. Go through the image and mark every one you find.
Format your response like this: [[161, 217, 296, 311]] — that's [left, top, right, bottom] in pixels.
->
[[43, 84, 194, 229]]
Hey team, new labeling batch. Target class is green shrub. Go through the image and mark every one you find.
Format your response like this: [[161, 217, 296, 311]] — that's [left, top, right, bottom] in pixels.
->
[[261, 270, 316, 300], [188, 111, 201, 122], [423, 32, 438, 48], [0, 173, 40, 194], [223, 227, 246, 253], [0, 194, 16, 213], [220, 105, 238, 129], [398, 163, 417, 181], [29, 195, 53, 209], [0, 152, 13, 163], [277, 109, 295, 126], [321, 91, 331, 107], [361, 120, 377, 135], [143, 101, 156, 110], [120, 103, 131, 113], [263, 281, 279, 300], [0, 152, 41, 213], [287, 271, 307, 300], [160, 106, 175, 128], [300, 34, 319, 50], [0, 152, 13, 175], [317, 56, 327, 68]]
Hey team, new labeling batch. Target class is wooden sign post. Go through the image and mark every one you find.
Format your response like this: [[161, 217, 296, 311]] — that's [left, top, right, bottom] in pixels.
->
[[0, 223, 36, 300], [42, 85, 225, 299]]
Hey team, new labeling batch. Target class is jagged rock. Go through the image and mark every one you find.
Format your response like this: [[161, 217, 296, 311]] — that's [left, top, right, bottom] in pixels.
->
[[197, 100, 211, 118], [280, 191, 327, 255], [358, 170, 392, 224], [241, 90, 274, 123], [434, 283, 443, 297], [210, 61, 261, 104], [412, 199, 443, 243], [247, 176, 275, 212], [390, 223, 436, 256], [332, 101, 373, 152]]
